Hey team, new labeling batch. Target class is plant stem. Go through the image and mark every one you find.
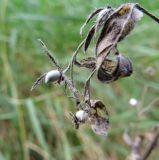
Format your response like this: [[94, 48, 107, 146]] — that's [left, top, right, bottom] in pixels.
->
[[140, 127, 159, 160]]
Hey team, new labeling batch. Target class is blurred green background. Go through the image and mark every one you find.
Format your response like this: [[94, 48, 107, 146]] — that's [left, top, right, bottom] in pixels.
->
[[0, 0, 159, 159]]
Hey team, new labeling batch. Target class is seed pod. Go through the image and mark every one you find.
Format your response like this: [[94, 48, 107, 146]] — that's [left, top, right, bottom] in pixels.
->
[[97, 57, 118, 83], [75, 110, 89, 122], [45, 70, 61, 83], [97, 54, 133, 83], [114, 54, 133, 79]]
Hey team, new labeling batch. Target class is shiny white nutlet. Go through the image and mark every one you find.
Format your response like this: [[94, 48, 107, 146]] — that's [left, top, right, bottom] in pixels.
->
[[132, 7, 144, 21], [75, 110, 89, 122], [45, 70, 61, 83], [129, 98, 138, 107]]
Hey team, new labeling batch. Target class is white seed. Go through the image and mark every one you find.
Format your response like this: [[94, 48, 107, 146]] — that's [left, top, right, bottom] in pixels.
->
[[129, 98, 138, 107], [45, 70, 61, 83], [75, 110, 88, 122]]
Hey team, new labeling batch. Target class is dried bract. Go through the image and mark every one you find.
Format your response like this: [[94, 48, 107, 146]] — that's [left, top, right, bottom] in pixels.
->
[[80, 3, 159, 79], [90, 99, 106, 109], [77, 53, 133, 83], [90, 116, 109, 136], [31, 3, 159, 137], [70, 97, 109, 135], [82, 6, 114, 52]]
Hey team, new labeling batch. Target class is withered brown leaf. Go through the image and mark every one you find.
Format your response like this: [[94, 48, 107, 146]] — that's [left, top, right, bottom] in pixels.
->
[[91, 116, 109, 136], [84, 25, 95, 52]]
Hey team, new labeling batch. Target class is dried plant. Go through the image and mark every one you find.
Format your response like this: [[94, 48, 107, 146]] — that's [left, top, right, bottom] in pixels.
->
[[31, 39, 109, 136], [76, 3, 159, 85], [31, 3, 159, 137], [124, 127, 159, 160]]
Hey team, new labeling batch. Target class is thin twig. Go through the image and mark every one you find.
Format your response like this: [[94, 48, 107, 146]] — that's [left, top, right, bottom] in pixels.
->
[[139, 97, 159, 115], [32, 39, 83, 106], [31, 73, 46, 91], [140, 128, 159, 160], [38, 39, 61, 70], [136, 4, 159, 24], [63, 39, 85, 85], [62, 74, 81, 105], [84, 69, 96, 105], [63, 39, 85, 73]]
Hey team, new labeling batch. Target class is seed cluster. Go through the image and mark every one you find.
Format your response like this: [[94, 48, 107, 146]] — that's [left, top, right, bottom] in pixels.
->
[[31, 3, 159, 136]]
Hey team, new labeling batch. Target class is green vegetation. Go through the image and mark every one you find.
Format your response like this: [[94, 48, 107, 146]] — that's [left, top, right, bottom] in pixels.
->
[[0, 0, 159, 159]]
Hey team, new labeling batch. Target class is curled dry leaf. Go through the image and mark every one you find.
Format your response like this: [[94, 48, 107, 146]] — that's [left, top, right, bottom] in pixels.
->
[[80, 7, 104, 37], [97, 57, 118, 83], [90, 99, 105, 109], [84, 25, 95, 52], [81, 6, 114, 52], [90, 116, 109, 136], [79, 57, 96, 69], [96, 3, 137, 56], [77, 52, 133, 83], [78, 52, 132, 83], [82, 3, 159, 58], [80, 3, 159, 86], [97, 53, 133, 83], [95, 3, 146, 56], [95, 6, 114, 34]]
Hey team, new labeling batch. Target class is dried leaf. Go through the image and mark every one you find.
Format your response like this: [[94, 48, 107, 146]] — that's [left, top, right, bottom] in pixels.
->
[[80, 8, 104, 36], [83, 7, 114, 52], [97, 58, 118, 83], [90, 99, 105, 109], [91, 116, 109, 136], [95, 4, 137, 76], [95, 7, 114, 34], [31, 73, 46, 91], [79, 57, 96, 69], [96, 3, 136, 56], [84, 25, 95, 52]]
